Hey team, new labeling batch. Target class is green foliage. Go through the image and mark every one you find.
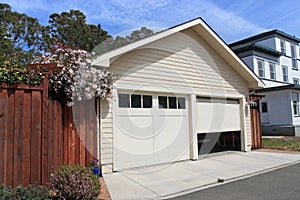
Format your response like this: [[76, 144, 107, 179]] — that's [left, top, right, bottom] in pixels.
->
[[0, 184, 13, 199], [49, 165, 101, 200], [0, 62, 45, 86], [94, 26, 155, 54], [262, 138, 300, 151], [47, 9, 111, 52], [0, 184, 50, 200], [0, 3, 49, 66]]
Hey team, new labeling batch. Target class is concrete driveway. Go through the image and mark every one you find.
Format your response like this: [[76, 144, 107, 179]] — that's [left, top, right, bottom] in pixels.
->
[[103, 151, 300, 200]]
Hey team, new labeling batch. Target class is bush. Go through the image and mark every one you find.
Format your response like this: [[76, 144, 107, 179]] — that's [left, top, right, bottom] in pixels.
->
[[0, 184, 50, 200], [49, 165, 101, 200], [0, 184, 13, 200]]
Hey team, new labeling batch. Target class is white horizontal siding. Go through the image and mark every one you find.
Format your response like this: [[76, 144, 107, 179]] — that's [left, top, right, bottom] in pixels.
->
[[111, 29, 248, 95], [245, 105, 252, 150], [100, 99, 113, 164]]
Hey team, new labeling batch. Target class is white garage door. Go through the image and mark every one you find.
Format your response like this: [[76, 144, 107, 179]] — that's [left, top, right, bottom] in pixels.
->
[[196, 97, 241, 133], [114, 92, 189, 170]]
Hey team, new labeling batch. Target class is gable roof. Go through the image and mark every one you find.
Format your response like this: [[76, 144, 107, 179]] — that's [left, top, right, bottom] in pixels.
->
[[230, 29, 300, 47], [93, 17, 264, 89]]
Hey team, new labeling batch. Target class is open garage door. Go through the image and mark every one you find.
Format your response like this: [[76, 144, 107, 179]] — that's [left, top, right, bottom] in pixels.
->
[[196, 97, 241, 155], [114, 92, 189, 170]]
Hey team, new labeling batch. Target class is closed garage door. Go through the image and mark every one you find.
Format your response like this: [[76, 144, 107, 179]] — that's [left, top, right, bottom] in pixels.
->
[[114, 92, 189, 170], [196, 97, 241, 133]]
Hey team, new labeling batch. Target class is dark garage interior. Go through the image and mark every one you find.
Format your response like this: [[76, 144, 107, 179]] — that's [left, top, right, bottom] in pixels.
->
[[197, 131, 241, 155]]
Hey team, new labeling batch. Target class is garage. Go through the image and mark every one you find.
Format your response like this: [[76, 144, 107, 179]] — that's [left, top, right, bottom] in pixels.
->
[[196, 97, 242, 155], [114, 92, 189, 170]]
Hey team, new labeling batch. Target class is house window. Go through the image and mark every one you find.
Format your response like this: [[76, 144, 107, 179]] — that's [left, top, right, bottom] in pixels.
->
[[293, 78, 299, 86], [158, 96, 168, 109], [119, 94, 130, 108], [292, 92, 299, 116], [280, 40, 286, 55], [261, 102, 268, 113], [257, 59, 265, 78], [168, 97, 177, 109], [269, 62, 276, 80], [158, 96, 186, 109], [282, 66, 288, 82], [178, 97, 186, 109], [143, 95, 152, 108], [291, 44, 298, 70], [119, 93, 153, 108], [131, 94, 141, 108]]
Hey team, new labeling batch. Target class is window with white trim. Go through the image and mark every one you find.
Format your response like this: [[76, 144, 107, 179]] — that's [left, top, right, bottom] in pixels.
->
[[291, 44, 298, 70], [280, 40, 286, 55], [292, 92, 299, 116], [269, 62, 276, 80], [293, 78, 299, 86], [158, 96, 186, 109], [282, 66, 288, 83], [257, 59, 265, 78], [261, 102, 268, 113], [118, 93, 152, 108]]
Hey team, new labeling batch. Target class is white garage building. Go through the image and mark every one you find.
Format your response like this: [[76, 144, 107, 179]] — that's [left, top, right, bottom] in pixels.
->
[[94, 18, 264, 172]]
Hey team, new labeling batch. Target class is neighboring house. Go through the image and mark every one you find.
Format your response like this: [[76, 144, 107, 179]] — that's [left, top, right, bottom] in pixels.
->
[[93, 18, 263, 173], [230, 30, 300, 136]]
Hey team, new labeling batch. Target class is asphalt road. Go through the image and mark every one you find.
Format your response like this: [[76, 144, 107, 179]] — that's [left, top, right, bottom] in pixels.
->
[[170, 163, 300, 200]]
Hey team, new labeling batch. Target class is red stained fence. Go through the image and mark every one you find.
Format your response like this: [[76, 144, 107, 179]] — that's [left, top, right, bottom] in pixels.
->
[[0, 79, 97, 187], [250, 95, 263, 149]]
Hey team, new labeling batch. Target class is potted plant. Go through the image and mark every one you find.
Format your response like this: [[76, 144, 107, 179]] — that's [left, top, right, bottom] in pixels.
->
[[90, 159, 101, 177]]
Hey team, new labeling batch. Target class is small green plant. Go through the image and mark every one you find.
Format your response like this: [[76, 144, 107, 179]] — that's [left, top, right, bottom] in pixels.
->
[[0, 184, 50, 199], [0, 184, 13, 199], [14, 184, 51, 199], [0, 64, 45, 86], [49, 165, 101, 200]]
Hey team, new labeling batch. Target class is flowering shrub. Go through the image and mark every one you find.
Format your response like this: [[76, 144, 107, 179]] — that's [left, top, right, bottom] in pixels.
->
[[33, 44, 114, 106], [49, 165, 100, 200], [0, 61, 45, 86]]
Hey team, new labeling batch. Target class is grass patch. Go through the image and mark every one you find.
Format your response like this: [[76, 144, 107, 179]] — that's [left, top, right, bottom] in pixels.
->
[[262, 138, 300, 151]]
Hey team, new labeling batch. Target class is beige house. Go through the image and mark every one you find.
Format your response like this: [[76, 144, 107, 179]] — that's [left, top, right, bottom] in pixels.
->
[[94, 18, 264, 173]]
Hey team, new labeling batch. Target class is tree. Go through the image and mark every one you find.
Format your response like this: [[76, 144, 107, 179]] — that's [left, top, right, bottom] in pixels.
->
[[0, 3, 48, 66], [47, 10, 111, 52], [126, 27, 154, 42], [93, 27, 155, 54]]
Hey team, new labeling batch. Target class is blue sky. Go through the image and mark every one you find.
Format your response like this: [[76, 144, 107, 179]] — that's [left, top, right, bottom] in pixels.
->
[[1, 0, 300, 43]]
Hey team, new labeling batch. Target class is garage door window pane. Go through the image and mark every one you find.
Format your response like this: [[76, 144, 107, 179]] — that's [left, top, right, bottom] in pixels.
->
[[178, 97, 186, 109], [131, 94, 141, 108], [119, 94, 130, 108], [168, 97, 177, 109], [143, 95, 152, 108], [159, 96, 167, 109]]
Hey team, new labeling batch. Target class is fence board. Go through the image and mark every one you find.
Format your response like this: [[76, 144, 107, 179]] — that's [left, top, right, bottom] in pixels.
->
[[21, 91, 31, 185], [31, 91, 42, 184], [41, 77, 49, 185], [0, 89, 7, 184], [6, 89, 14, 186], [79, 102, 86, 165], [13, 90, 23, 188]]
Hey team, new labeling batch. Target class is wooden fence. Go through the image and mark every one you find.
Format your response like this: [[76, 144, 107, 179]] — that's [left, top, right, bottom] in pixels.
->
[[249, 95, 263, 149], [0, 77, 97, 187]]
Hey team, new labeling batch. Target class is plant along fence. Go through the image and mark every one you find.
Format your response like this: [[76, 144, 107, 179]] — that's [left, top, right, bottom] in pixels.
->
[[32, 44, 114, 106], [0, 61, 45, 86]]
